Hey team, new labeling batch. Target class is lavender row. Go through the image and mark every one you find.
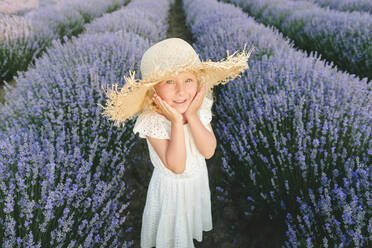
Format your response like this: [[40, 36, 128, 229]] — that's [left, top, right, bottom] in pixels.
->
[[0, 0, 57, 16], [0, 0, 127, 83], [226, 0, 372, 82], [84, 0, 167, 41], [184, 0, 371, 246], [0, 0, 171, 246], [293, 0, 372, 15]]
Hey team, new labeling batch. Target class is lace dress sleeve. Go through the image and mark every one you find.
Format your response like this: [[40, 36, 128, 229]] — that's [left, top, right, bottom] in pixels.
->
[[133, 111, 171, 139], [198, 96, 213, 131]]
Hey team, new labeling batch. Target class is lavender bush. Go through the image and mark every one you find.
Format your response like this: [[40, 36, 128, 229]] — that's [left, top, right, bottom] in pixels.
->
[[225, 0, 372, 82], [0, 0, 127, 83], [84, 0, 169, 41], [0, 15, 47, 84], [184, 0, 371, 245], [0, 0, 171, 246], [0, 94, 135, 247], [285, 166, 371, 247], [0, 0, 42, 15], [293, 0, 372, 15]]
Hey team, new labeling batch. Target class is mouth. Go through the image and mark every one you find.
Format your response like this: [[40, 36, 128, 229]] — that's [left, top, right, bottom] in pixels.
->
[[173, 99, 187, 104]]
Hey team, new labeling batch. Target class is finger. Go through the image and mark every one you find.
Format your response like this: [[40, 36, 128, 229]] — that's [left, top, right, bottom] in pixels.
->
[[197, 85, 205, 96], [155, 96, 176, 114], [161, 99, 174, 114], [153, 96, 165, 112], [201, 84, 206, 93], [197, 89, 204, 98], [200, 85, 206, 97], [154, 103, 162, 115], [162, 100, 179, 117], [156, 96, 171, 115], [155, 96, 166, 112], [153, 95, 160, 107]]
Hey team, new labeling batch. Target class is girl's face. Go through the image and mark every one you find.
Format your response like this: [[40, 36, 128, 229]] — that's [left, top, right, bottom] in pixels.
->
[[154, 71, 199, 114]]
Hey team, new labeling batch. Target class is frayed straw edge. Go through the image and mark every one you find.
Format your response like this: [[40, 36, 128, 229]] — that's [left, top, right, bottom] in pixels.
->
[[205, 43, 255, 85]]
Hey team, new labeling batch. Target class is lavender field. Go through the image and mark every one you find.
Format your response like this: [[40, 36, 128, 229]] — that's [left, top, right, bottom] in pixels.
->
[[1, 0, 371, 247], [0, 0, 128, 84], [227, 0, 372, 82]]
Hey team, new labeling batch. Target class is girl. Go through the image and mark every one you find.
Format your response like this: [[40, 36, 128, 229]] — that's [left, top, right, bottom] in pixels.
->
[[100, 38, 254, 248]]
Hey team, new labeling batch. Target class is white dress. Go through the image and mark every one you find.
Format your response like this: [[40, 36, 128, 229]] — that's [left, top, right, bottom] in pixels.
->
[[133, 97, 214, 248]]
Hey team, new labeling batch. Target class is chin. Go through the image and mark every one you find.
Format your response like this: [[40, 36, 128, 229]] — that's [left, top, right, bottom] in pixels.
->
[[174, 106, 187, 114], [171, 101, 189, 112]]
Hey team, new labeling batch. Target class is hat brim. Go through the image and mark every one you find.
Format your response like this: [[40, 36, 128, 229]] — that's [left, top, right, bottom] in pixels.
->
[[99, 44, 255, 127]]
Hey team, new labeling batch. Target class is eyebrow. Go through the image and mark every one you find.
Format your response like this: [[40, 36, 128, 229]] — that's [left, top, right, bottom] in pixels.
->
[[165, 76, 194, 81]]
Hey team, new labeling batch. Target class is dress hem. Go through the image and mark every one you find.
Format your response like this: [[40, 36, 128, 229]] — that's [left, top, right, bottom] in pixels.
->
[[141, 226, 213, 248]]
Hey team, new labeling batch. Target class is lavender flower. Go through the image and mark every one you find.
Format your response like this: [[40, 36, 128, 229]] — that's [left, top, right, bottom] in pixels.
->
[[284, 167, 370, 247]]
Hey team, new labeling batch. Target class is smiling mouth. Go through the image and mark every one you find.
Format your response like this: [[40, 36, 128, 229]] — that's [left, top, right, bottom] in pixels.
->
[[173, 99, 187, 104]]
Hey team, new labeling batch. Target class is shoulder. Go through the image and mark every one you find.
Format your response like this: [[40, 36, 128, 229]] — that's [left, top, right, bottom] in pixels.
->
[[137, 110, 170, 123], [202, 96, 213, 108], [198, 97, 213, 126], [133, 110, 171, 139]]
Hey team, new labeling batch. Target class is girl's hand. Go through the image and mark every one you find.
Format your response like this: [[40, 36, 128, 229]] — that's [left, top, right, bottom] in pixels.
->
[[152, 94, 183, 124], [184, 83, 206, 119]]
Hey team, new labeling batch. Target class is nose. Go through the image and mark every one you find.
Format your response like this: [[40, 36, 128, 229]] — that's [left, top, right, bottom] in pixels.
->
[[175, 82, 187, 96]]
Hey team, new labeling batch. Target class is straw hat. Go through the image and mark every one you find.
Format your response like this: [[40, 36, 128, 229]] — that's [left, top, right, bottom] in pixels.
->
[[99, 37, 255, 127]]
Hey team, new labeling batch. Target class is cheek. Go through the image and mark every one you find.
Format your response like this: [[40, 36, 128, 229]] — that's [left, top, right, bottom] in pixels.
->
[[189, 84, 198, 96], [164, 98, 174, 106], [158, 91, 174, 104], [156, 85, 171, 100]]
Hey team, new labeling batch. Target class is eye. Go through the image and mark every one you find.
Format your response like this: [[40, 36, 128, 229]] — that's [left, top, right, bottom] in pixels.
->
[[166, 80, 173, 84], [186, 78, 192, 83]]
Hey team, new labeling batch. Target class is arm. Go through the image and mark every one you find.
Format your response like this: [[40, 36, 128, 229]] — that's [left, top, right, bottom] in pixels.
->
[[146, 121, 187, 174], [166, 121, 186, 173], [186, 114, 216, 159]]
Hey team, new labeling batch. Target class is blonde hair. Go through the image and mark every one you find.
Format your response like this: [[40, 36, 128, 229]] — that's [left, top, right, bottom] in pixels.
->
[[142, 70, 214, 113]]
